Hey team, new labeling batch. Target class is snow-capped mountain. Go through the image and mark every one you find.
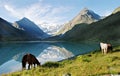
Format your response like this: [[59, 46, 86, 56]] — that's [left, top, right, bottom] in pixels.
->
[[56, 8, 101, 35], [38, 23, 62, 35], [13, 17, 50, 39]]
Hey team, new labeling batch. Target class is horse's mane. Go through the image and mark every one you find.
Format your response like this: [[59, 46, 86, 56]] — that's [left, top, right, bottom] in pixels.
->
[[22, 53, 40, 69]]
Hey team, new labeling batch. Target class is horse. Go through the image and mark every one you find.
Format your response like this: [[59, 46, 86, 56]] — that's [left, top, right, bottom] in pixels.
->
[[100, 42, 113, 54], [22, 53, 40, 70]]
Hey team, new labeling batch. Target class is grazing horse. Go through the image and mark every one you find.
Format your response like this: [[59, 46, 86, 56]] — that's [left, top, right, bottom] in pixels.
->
[[100, 42, 113, 54], [22, 53, 40, 70]]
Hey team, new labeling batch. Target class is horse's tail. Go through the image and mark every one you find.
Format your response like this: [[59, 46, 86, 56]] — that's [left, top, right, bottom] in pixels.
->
[[107, 44, 113, 51], [110, 46, 113, 51]]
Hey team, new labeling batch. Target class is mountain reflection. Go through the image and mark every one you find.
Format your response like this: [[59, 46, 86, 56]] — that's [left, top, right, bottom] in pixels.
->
[[0, 42, 98, 74], [38, 45, 74, 64]]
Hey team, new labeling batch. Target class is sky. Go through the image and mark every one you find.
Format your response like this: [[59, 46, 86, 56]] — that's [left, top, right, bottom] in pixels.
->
[[0, 0, 120, 29]]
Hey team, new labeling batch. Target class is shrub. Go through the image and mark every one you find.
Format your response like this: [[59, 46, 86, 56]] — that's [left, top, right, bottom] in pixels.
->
[[42, 62, 60, 68]]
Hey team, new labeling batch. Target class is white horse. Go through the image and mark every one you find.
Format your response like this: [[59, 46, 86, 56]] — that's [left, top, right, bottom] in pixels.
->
[[100, 42, 112, 54]]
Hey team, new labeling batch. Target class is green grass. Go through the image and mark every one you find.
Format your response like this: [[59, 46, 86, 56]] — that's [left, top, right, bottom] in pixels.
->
[[62, 12, 120, 43], [2, 46, 120, 76]]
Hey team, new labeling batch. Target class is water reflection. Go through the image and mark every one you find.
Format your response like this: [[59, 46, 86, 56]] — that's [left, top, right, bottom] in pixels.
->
[[0, 60, 21, 74], [0, 42, 99, 74], [38, 45, 74, 64]]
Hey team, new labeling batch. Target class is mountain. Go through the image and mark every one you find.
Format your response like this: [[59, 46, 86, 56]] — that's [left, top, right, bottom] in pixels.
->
[[38, 23, 62, 35], [56, 8, 101, 35], [14, 17, 50, 39], [112, 7, 120, 14], [0, 17, 50, 41], [0, 17, 25, 41], [61, 11, 120, 43]]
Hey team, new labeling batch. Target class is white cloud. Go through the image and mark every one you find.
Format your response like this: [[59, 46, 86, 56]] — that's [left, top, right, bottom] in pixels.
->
[[4, 2, 72, 34], [4, 5, 21, 18], [0, 0, 9, 7], [103, 10, 112, 16]]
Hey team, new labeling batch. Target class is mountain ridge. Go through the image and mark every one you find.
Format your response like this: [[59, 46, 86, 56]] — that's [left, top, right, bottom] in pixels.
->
[[56, 8, 101, 35], [0, 17, 49, 41], [61, 11, 120, 43], [112, 7, 120, 14], [1, 7, 120, 42], [15, 17, 50, 39], [0, 17, 28, 41]]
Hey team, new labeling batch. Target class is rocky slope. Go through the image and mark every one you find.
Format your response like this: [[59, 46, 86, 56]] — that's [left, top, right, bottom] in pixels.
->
[[112, 7, 120, 14], [61, 11, 120, 43], [14, 17, 50, 39], [56, 8, 101, 35]]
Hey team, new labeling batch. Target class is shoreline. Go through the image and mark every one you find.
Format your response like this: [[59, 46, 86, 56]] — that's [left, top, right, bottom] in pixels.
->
[[2, 45, 120, 76]]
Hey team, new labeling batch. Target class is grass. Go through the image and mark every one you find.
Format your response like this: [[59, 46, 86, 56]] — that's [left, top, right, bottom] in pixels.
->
[[62, 12, 120, 42], [2, 46, 120, 76]]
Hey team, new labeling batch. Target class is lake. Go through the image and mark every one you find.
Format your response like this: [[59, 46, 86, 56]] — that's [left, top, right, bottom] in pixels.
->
[[0, 41, 99, 74]]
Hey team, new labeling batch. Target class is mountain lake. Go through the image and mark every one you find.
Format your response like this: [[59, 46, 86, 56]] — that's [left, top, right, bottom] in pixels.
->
[[0, 41, 99, 74]]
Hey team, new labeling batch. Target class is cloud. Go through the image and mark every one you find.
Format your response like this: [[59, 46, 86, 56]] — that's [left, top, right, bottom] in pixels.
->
[[103, 10, 112, 16], [0, 0, 9, 7], [4, 5, 21, 18], [4, 2, 71, 25], [3, 2, 72, 34]]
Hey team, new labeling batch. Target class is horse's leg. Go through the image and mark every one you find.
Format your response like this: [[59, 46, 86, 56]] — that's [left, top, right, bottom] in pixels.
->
[[22, 62, 26, 70], [103, 48, 106, 54], [103, 49, 105, 54], [105, 48, 107, 54], [34, 64, 36, 68], [101, 49, 103, 54], [28, 64, 30, 70], [110, 46, 113, 52], [106, 47, 108, 54], [102, 49, 104, 54]]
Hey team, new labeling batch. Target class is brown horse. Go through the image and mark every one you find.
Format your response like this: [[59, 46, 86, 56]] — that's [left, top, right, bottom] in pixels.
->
[[22, 53, 40, 70]]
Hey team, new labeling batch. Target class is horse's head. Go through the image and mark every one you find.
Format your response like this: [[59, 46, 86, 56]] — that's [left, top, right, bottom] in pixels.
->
[[37, 62, 41, 66]]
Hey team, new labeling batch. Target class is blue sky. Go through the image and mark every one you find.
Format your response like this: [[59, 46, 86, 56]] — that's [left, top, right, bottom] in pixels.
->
[[0, 0, 120, 26]]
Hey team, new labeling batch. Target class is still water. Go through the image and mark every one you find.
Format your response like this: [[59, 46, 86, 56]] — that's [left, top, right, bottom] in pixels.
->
[[0, 41, 99, 74]]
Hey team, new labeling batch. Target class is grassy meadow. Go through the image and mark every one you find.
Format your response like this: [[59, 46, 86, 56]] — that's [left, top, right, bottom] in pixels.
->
[[2, 46, 120, 76]]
